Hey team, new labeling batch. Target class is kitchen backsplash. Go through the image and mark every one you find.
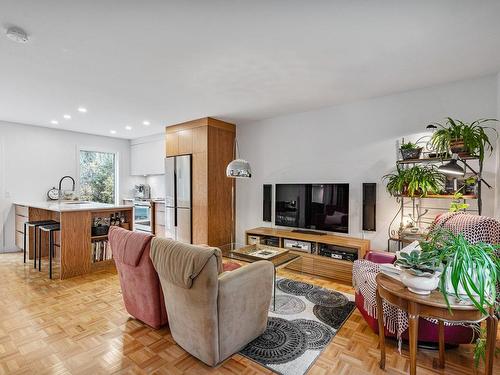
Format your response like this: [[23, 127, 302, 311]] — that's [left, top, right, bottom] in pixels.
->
[[146, 175, 165, 198]]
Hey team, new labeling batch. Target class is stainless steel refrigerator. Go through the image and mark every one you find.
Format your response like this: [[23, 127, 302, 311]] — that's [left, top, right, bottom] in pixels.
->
[[165, 155, 192, 243]]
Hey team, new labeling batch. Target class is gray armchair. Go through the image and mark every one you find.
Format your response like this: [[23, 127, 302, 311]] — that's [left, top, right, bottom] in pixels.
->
[[150, 237, 274, 366]]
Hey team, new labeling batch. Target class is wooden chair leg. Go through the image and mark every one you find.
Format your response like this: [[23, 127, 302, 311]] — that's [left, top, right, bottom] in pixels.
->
[[484, 314, 498, 375]]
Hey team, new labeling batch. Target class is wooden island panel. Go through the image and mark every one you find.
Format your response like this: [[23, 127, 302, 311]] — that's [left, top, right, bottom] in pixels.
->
[[60, 211, 92, 279]]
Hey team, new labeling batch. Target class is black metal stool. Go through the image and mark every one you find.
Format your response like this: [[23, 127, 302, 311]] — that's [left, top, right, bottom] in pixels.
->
[[38, 223, 61, 279], [23, 220, 58, 268]]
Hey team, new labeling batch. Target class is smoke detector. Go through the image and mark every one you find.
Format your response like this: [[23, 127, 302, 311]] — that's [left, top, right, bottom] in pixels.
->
[[6, 26, 29, 43]]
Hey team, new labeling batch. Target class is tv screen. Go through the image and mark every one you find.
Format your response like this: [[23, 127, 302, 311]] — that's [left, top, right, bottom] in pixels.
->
[[275, 183, 349, 233]]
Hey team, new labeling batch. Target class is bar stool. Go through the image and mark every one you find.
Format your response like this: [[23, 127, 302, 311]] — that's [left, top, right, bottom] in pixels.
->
[[38, 223, 60, 279], [23, 220, 58, 268]]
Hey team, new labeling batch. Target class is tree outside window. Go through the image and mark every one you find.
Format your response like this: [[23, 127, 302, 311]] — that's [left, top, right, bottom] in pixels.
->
[[79, 150, 116, 204]]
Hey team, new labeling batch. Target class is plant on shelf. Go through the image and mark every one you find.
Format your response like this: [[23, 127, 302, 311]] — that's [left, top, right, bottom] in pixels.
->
[[383, 165, 445, 197], [429, 117, 498, 169], [400, 140, 423, 160]]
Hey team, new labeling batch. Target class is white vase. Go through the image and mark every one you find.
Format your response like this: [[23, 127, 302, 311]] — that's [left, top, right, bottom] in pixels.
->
[[401, 271, 439, 295]]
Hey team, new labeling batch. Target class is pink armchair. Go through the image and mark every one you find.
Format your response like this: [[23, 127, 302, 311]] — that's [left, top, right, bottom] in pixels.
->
[[354, 212, 500, 345], [109, 226, 168, 329]]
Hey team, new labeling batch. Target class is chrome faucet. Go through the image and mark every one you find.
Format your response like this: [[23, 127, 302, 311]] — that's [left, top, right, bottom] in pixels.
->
[[58, 175, 76, 201]]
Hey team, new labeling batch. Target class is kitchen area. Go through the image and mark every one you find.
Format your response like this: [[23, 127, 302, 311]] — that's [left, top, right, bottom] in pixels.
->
[[2, 117, 235, 281]]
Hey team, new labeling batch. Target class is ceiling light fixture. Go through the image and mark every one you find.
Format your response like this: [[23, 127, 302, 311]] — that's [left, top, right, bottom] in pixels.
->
[[63, 114, 71, 119], [77, 107, 87, 113], [142, 120, 150, 126], [6, 26, 29, 43], [125, 126, 132, 130], [50, 120, 59, 125], [110, 130, 117, 134]]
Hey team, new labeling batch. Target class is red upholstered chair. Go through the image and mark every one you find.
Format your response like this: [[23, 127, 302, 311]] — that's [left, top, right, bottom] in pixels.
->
[[354, 213, 499, 345], [109, 226, 168, 329]]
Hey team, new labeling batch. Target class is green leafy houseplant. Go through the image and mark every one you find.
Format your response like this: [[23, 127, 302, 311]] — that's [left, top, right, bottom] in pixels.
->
[[429, 117, 498, 169], [436, 233, 499, 316], [417, 230, 499, 366], [449, 189, 470, 213], [383, 165, 445, 197]]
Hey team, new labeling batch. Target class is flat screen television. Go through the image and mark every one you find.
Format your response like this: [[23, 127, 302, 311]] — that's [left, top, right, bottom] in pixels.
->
[[275, 183, 349, 233]]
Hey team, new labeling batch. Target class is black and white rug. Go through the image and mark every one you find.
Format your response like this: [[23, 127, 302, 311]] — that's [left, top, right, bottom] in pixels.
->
[[240, 278, 355, 375]]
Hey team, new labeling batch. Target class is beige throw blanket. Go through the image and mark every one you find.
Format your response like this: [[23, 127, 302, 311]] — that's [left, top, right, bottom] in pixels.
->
[[150, 237, 222, 289]]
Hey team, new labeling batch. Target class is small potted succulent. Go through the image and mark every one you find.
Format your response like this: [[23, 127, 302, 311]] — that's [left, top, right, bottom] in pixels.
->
[[395, 250, 442, 295], [400, 141, 423, 160]]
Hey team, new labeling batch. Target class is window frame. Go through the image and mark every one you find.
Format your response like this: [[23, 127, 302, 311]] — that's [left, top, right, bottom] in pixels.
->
[[76, 146, 120, 205]]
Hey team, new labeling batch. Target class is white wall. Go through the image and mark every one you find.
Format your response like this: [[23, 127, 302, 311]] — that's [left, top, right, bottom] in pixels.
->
[[236, 75, 499, 250], [0, 121, 142, 251], [496, 73, 500, 219]]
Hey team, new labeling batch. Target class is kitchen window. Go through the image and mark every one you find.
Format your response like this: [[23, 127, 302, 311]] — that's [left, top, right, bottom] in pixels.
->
[[79, 149, 117, 204]]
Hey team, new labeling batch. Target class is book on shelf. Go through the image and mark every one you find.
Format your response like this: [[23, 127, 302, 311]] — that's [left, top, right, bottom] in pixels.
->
[[92, 240, 113, 263]]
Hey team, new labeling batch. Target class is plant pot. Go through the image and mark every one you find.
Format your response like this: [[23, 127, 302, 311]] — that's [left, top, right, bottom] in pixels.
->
[[450, 138, 469, 156], [400, 147, 422, 160], [443, 267, 492, 303], [401, 270, 439, 295]]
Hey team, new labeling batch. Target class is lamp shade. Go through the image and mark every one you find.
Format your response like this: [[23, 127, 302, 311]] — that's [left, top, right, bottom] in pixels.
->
[[226, 158, 252, 178], [437, 159, 465, 176]]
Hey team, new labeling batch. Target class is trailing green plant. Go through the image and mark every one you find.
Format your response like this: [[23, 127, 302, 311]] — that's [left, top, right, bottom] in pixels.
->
[[400, 141, 420, 150], [432, 233, 500, 315], [449, 188, 469, 212], [394, 250, 441, 276], [383, 165, 445, 197], [473, 327, 500, 367], [429, 117, 498, 169]]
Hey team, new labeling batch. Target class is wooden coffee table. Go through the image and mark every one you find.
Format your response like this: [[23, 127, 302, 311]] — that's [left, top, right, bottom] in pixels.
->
[[375, 273, 497, 375]]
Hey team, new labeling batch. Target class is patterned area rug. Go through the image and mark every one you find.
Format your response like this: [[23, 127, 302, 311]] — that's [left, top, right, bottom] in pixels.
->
[[240, 278, 355, 375]]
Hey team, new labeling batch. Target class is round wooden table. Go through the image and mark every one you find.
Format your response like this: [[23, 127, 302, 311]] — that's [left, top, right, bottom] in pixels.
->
[[375, 273, 497, 375]]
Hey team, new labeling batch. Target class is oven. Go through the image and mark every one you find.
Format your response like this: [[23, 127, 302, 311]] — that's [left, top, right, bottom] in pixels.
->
[[134, 201, 152, 233]]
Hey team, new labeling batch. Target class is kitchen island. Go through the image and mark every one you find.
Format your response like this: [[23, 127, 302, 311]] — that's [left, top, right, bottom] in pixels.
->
[[14, 201, 133, 279]]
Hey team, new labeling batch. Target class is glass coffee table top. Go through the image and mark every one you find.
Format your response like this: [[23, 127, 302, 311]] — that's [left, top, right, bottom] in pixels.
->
[[219, 243, 301, 268]]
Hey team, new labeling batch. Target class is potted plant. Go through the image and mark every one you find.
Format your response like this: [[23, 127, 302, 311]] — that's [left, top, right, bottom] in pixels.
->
[[395, 250, 441, 295], [434, 232, 499, 315], [400, 141, 423, 160], [449, 189, 470, 212], [383, 165, 445, 197], [430, 118, 498, 169]]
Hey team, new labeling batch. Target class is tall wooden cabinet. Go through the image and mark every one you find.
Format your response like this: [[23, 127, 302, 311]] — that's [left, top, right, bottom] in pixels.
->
[[165, 117, 235, 247]]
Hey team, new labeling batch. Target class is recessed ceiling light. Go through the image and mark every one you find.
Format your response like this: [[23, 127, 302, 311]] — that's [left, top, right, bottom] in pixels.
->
[[77, 107, 87, 113], [142, 120, 150, 126], [63, 114, 71, 119], [6, 26, 29, 44], [50, 120, 59, 125], [125, 126, 132, 130], [110, 130, 117, 134]]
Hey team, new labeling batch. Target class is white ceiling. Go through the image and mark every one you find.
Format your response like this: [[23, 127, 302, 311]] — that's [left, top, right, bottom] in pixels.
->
[[1, 1, 500, 139]]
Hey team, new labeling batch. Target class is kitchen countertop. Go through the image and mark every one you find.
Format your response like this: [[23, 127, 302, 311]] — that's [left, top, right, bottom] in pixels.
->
[[15, 201, 134, 212]]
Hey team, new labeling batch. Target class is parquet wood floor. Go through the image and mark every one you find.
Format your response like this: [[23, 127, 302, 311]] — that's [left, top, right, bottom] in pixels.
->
[[0, 252, 497, 374]]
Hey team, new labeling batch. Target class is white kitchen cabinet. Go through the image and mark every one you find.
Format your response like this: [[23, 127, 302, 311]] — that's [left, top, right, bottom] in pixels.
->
[[130, 135, 165, 176]]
